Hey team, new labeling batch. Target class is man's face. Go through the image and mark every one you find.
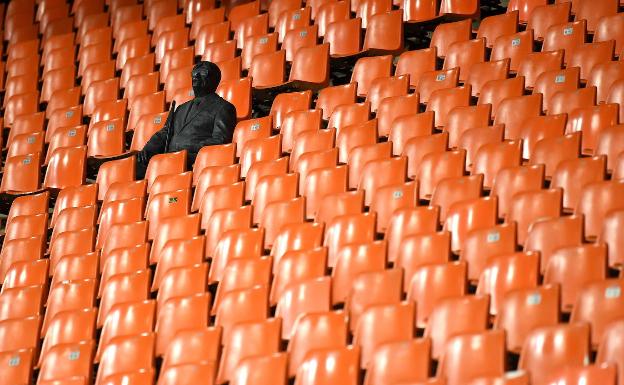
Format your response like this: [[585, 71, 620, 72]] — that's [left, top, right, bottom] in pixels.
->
[[192, 71, 205, 92], [191, 61, 220, 97]]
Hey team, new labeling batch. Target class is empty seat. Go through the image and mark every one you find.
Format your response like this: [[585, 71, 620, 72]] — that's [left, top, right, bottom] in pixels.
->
[[459, 125, 505, 170], [607, 79, 624, 123], [44, 146, 87, 190], [599, 210, 624, 269], [270, 221, 324, 272], [495, 284, 560, 353], [571, 278, 624, 348], [527, 2, 570, 41], [0, 316, 40, 353], [328, 102, 371, 133], [332, 241, 387, 305], [194, 21, 230, 57], [543, 364, 617, 385], [461, 222, 518, 282], [362, 10, 404, 55], [427, 86, 471, 128], [466, 59, 511, 98], [425, 295, 490, 359], [0, 237, 45, 283], [351, 55, 393, 97], [0, 286, 44, 321], [315, 83, 357, 120], [430, 19, 471, 59], [430, 174, 483, 223], [568, 41, 615, 82], [478, 10, 519, 48], [437, 330, 506, 385], [161, 327, 221, 371], [364, 338, 431, 385], [472, 140, 522, 188], [417, 68, 460, 104], [507, 188, 562, 245], [519, 114, 567, 160], [444, 39, 486, 83], [517, 50, 563, 90], [0, 154, 41, 194], [415, 149, 465, 200], [491, 30, 534, 72], [346, 268, 403, 333], [324, 17, 362, 58], [295, 346, 360, 385], [552, 156, 607, 211], [588, 61, 624, 103], [543, 20, 586, 65], [315, 0, 350, 38], [444, 197, 498, 252], [96, 157, 136, 201], [230, 353, 288, 385], [594, 12, 624, 58], [287, 311, 347, 377], [156, 293, 211, 356], [530, 132, 581, 179], [3, 259, 49, 290], [127, 91, 166, 132], [152, 237, 205, 292], [39, 307, 97, 367], [38, 340, 95, 384], [477, 251, 540, 316], [217, 318, 281, 385], [241, 32, 278, 71], [144, 150, 187, 191], [353, 302, 415, 369], [271, 247, 326, 307], [478, 76, 525, 118], [0, 349, 33, 385], [366, 76, 410, 116], [576, 181, 624, 239], [43, 280, 96, 335], [544, 244, 608, 311], [519, 323, 591, 385], [96, 333, 155, 385], [407, 261, 467, 328], [445, 104, 492, 148], [395, 47, 436, 89], [524, 214, 584, 272], [275, 276, 331, 339], [575, 0, 618, 33], [596, 320, 624, 385], [389, 112, 434, 156], [275, 6, 311, 42], [209, 228, 264, 282], [567, 104, 619, 154]]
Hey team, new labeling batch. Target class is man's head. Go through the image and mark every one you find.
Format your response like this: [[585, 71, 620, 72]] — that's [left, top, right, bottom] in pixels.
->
[[191, 61, 221, 97]]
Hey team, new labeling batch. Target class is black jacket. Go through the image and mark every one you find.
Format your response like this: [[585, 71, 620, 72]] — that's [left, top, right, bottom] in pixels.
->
[[137, 92, 237, 172]]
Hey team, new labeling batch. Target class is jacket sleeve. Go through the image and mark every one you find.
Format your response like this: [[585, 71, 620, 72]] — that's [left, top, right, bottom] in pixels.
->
[[136, 111, 172, 166]]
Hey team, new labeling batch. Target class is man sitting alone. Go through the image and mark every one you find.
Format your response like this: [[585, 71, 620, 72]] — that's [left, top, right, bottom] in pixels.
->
[[136, 61, 237, 179]]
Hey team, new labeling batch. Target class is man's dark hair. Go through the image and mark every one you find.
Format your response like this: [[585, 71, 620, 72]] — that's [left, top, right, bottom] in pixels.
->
[[191, 61, 221, 97]]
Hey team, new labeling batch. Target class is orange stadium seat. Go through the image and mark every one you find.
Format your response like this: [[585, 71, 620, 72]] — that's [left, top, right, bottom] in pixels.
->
[[594, 12, 624, 57], [596, 320, 624, 385], [437, 330, 506, 385], [526, 2, 570, 41], [295, 346, 360, 385], [519, 323, 591, 385]]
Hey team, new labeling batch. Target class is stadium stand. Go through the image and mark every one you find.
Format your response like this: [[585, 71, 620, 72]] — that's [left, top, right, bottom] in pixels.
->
[[0, 0, 623, 384]]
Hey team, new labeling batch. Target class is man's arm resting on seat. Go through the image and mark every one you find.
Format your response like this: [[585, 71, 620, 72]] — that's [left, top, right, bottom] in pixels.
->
[[136, 112, 173, 165]]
